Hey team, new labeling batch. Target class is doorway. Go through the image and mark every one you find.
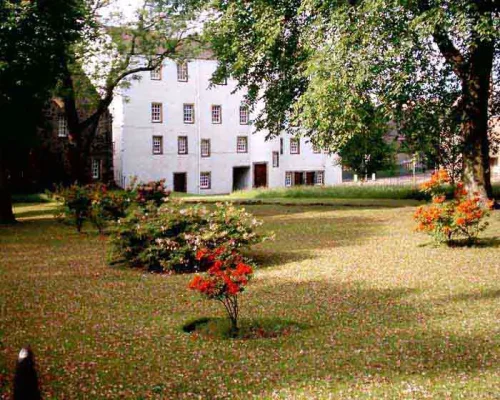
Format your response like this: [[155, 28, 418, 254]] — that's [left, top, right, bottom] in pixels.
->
[[173, 172, 187, 193], [233, 167, 250, 191], [253, 163, 268, 188]]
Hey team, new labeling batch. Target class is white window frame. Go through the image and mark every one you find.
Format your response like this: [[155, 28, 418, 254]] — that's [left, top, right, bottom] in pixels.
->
[[58, 115, 68, 137], [152, 136, 163, 155], [239, 106, 249, 125], [315, 171, 324, 185], [290, 138, 300, 154], [177, 62, 188, 82], [200, 172, 211, 189], [183, 104, 194, 124], [285, 171, 292, 187], [150, 66, 162, 80], [92, 159, 101, 180], [201, 139, 211, 157], [177, 136, 188, 155], [211, 105, 222, 124], [272, 151, 279, 168], [151, 103, 162, 123], [237, 136, 248, 153], [312, 143, 321, 154]]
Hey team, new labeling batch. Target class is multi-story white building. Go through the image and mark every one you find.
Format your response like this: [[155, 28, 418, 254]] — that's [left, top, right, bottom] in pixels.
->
[[111, 57, 342, 194]]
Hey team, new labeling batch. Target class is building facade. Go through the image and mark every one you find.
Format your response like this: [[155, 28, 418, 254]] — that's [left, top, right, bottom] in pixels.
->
[[8, 97, 113, 192], [111, 58, 342, 194]]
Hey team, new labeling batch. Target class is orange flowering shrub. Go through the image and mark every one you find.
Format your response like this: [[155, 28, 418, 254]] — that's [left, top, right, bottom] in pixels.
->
[[414, 170, 493, 245], [188, 247, 253, 336]]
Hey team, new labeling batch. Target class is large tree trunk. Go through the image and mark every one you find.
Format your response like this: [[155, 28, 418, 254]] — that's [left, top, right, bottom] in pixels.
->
[[460, 39, 494, 201], [0, 147, 16, 224]]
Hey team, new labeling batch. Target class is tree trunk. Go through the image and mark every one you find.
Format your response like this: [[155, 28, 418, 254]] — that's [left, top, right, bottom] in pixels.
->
[[67, 138, 90, 184], [0, 147, 16, 224], [460, 41, 494, 201]]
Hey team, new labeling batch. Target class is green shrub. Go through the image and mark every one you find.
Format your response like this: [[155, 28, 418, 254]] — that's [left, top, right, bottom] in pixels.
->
[[108, 202, 268, 273], [53, 184, 131, 233]]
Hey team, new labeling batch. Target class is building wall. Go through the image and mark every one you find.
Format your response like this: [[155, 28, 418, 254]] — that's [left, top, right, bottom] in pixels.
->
[[10, 98, 113, 191], [111, 58, 342, 194]]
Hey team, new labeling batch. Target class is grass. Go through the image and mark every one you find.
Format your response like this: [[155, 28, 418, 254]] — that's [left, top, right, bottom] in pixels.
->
[[181, 183, 500, 204], [1, 201, 500, 398]]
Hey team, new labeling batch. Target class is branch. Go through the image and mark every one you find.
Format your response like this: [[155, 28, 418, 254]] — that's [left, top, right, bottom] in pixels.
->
[[432, 28, 467, 81]]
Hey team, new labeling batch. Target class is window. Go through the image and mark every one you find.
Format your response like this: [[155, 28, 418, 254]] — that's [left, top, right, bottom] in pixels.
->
[[201, 139, 211, 157], [177, 62, 188, 82], [239, 106, 249, 125], [150, 66, 162, 80], [152, 136, 163, 154], [151, 103, 162, 123], [58, 115, 68, 137], [178, 136, 188, 155], [315, 171, 324, 185], [272, 151, 279, 168], [216, 77, 227, 85], [280, 138, 284, 155], [200, 172, 211, 189], [183, 104, 194, 124], [290, 138, 300, 154], [237, 136, 248, 153], [92, 159, 101, 180], [211, 105, 222, 124], [285, 171, 292, 187], [312, 143, 321, 154]]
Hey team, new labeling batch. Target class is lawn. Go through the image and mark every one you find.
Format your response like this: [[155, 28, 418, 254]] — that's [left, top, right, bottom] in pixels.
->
[[1, 201, 500, 399]]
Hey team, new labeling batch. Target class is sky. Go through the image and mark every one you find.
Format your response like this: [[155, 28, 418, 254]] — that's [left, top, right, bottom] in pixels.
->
[[101, 0, 143, 22]]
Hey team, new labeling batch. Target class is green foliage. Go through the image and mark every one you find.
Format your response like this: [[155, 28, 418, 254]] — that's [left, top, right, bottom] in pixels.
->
[[338, 125, 397, 178], [52, 184, 130, 233], [108, 202, 268, 273], [202, 0, 499, 192]]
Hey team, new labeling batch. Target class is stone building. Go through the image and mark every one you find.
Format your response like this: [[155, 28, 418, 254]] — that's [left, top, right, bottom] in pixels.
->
[[10, 97, 113, 191]]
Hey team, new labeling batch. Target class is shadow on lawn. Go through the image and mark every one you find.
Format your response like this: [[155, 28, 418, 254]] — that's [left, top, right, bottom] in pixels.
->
[[257, 215, 385, 252], [444, 288, 500, 303], [247, 249, 316, 268], [172, 281, 499, 398]]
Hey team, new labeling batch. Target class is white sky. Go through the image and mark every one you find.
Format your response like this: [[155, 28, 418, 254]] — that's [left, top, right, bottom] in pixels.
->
[[101, 0, 143, 22]]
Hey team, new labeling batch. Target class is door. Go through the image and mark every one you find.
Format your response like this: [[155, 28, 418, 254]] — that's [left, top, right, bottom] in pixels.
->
[[173, 173, 187, 193], [294, 172, 304, 186], [305, 172, 315, 186], [253, 163, 268, 188]]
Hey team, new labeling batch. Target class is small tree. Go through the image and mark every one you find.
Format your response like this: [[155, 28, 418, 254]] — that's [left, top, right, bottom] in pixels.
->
[[189, 248, 254, 337], [414, 169, 493, 245]]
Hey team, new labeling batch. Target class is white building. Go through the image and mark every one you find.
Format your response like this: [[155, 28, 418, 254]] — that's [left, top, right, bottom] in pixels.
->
[[111, 58, 342, 194]]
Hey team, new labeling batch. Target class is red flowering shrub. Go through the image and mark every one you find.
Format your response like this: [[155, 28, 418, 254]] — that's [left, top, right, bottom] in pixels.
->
[[414, 169, 493, 245], [188, 247, 254, 336]]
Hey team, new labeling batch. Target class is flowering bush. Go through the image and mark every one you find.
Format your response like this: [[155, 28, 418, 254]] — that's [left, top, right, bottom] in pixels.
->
[[53, 184, 131, 233], [414, 169, 493, 245], [128, 177, 171, 207], [108, 202, 269, 273], [189, 247, 254, 336], [53, 184, 92, 232]]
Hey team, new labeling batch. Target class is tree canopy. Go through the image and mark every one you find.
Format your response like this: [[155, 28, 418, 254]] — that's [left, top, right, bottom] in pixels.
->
[[0, 0, 87, 223], [202, 0, 500, 199]]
